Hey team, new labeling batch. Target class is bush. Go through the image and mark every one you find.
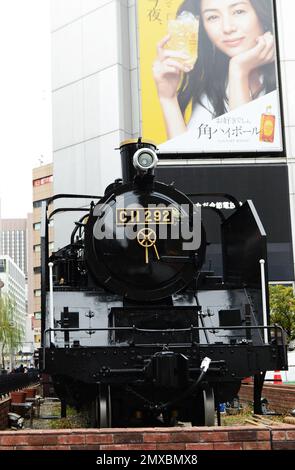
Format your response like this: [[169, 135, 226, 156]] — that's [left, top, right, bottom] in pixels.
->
[[269, 285, 295, 342]]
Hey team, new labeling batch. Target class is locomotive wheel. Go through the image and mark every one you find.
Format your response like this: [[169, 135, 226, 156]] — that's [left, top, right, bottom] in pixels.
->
[[192, 387, 215, 426], [98, 384, 112, 428], [203, 388, 215, 426]]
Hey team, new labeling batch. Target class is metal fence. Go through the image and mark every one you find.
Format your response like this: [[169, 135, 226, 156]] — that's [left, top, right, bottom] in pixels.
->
[[0, 372, 39, 399]]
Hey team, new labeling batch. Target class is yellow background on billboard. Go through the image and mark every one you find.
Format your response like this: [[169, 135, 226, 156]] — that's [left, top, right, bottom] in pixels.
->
[[138, 0, 181, 145]]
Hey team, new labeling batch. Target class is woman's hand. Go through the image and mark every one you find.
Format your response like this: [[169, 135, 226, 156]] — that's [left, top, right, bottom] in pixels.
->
[[228, 32, 275, 110], [153, 35, 193, 100], [152, 35, 190, 139], [229, 32, 275, 78]]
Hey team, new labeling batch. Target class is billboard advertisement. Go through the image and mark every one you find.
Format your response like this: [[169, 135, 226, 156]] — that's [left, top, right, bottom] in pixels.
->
[[156, 164, 294, 281], [138, 0, 284, 155]]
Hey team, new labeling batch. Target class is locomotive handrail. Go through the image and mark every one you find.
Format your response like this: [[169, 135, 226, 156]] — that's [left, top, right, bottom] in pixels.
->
[[260, 259, 268, 344], [46, 193, 102, 210], [43, 324, 285, 333], [48, 207, 90, 220], [43, 324, 286, 348]]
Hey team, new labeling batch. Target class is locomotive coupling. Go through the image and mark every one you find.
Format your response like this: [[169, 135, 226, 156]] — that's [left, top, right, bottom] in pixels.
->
[[144, 351, 189, 389], [133, 147, 158, 174]]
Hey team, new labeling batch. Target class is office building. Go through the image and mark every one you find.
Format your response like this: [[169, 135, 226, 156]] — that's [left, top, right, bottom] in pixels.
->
[[32, 162, 54, 347], [0, 219, 28, 276], [0, 255, 26, 332]]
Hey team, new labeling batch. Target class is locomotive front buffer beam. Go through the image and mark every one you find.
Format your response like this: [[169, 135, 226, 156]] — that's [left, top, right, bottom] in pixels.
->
[[42, 342, 286, 386]]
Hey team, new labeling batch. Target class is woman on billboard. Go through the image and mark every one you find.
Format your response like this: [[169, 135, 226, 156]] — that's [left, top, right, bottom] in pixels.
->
[[153, 0, 277, 140]]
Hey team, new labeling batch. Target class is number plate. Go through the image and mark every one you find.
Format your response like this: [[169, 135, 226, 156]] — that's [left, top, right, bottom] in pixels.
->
[[116, 208, 174, 225]]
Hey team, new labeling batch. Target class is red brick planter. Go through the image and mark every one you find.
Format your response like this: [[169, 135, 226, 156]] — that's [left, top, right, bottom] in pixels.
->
[[0, 425, 294, 450], [0, 398, 11, 430], [24, 388, 37, 399], [239, 383, 295, 414], [10, 391, 26, 404]]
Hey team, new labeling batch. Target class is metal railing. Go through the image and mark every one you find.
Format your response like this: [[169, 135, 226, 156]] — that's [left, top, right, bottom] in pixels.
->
[[0, 372, 39, 399]]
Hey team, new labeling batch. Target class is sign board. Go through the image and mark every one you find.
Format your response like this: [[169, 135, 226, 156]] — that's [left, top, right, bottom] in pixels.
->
[[138, 0, 284, 155]]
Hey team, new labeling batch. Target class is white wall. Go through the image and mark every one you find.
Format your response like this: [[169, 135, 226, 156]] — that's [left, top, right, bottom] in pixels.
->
[[276, 0, 295, 278], [51, 0, 135, 248]]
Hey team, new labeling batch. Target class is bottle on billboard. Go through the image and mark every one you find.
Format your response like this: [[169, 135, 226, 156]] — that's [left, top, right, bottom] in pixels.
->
[[260, 105, 275, 143]]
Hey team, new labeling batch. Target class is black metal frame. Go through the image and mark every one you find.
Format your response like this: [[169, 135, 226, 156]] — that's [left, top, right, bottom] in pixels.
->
[[42, 324, 287, 376]]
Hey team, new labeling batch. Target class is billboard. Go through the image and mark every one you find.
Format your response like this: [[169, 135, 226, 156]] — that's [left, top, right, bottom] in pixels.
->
[[156, 164, 294, 281], [138, 0, 284, 155]]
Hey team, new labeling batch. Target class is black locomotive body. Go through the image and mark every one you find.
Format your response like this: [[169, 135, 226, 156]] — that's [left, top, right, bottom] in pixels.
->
[[40, 140, 287, 427]]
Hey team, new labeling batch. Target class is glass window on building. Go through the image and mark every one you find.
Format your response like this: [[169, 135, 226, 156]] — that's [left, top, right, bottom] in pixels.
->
[[33, 198, 50, 209], [34, 312, 41, 320], [0, 259, 6, 272], [34, 289, 41, 297], [33, 223, 41, 231]]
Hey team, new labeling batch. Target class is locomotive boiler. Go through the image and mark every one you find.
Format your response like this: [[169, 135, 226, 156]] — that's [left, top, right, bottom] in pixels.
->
[[40, 140, 287, 427]]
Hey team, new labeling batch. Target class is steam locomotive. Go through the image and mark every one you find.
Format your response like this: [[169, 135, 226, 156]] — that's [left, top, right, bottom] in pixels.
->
[[40, 140, 287, 427]]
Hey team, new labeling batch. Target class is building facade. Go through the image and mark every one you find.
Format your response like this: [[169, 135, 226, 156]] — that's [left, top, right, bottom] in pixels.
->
[[50, 0, 295, 282], [0, 217, 35, 353], [32, 163, 54, 348], [0, 219, 28, 276], [0, 255, 26, 332]]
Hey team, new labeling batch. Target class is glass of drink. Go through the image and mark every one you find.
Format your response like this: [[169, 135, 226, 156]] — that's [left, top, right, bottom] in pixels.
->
[[167, 11, 200, 68]]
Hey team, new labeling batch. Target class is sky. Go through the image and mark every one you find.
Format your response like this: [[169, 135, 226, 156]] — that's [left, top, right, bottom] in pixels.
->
[[0, 0, 52, 219]]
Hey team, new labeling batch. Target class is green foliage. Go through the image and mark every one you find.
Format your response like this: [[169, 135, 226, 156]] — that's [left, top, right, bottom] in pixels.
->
[[0, 293, 24, 369], [48, 407, 88, 429], [269, 285, 295, 341]]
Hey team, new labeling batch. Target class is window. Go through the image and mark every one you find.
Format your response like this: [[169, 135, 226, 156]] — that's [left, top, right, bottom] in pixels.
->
[[33, 245, 41, 253], [33, 198, 51, 209], [48, 242, 54, 251], [0, 259, 6, 273], [34, 267, 41, 274], [34, 289, 41, 297], [33, 223, 41, 231], [34, 312, 41, 320]]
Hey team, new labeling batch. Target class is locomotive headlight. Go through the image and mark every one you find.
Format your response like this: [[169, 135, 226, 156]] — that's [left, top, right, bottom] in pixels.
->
[[133, 148, 158, 173]]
